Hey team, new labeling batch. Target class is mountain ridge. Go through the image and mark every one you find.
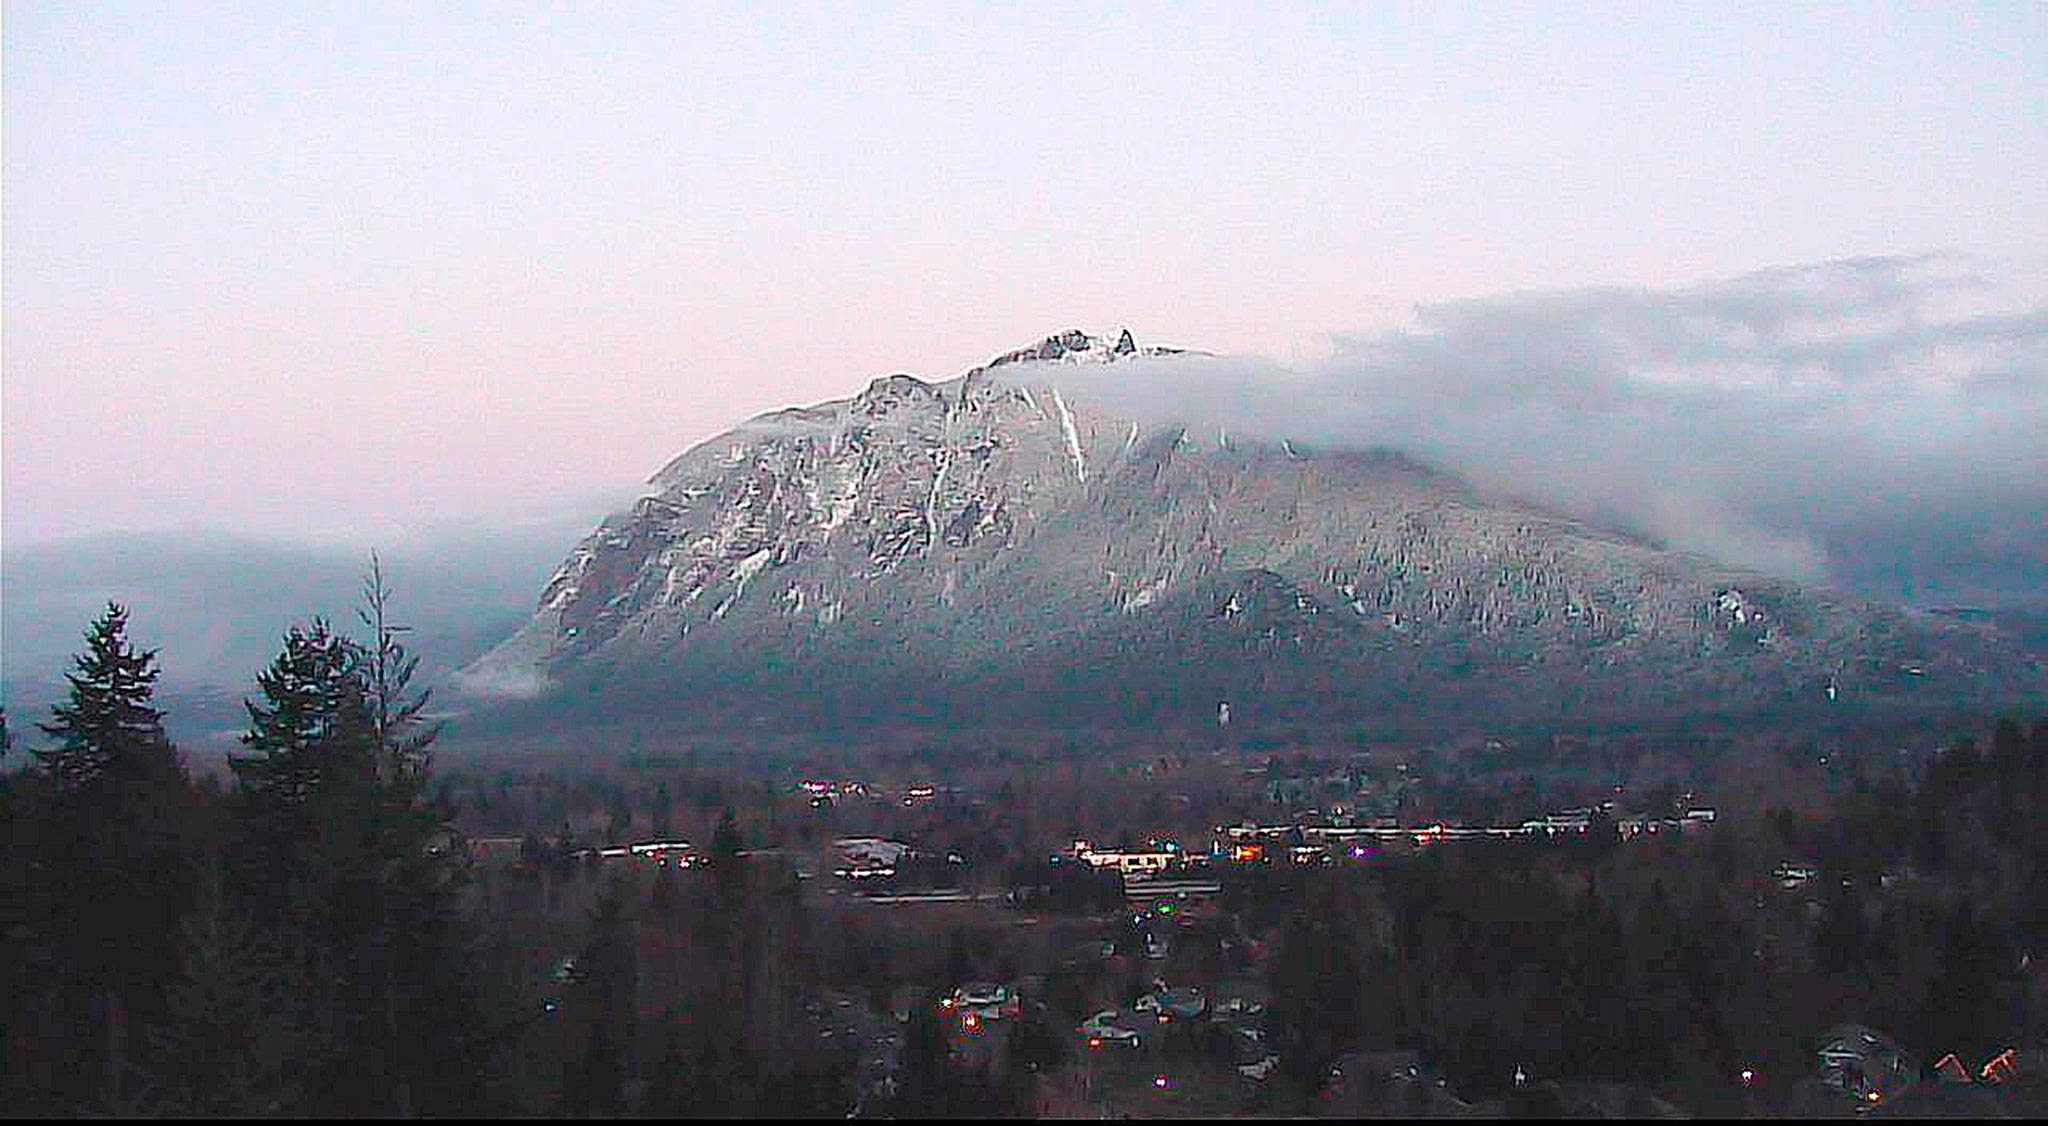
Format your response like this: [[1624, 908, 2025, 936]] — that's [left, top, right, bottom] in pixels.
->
[[459, 330, 2037, 733]]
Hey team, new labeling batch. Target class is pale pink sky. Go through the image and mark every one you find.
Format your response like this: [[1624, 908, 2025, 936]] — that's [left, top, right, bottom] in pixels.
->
[[6, 1, 2045, 547]]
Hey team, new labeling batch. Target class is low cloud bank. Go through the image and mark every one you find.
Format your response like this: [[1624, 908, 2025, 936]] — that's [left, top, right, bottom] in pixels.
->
[[0, 491, 625, 694], [1047, 255, 2047, 606], [449, 662, 551, 701]]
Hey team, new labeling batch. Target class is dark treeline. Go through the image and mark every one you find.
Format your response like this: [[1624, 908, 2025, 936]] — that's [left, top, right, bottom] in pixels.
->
[[1, 565, 513, 1116], [1250, 715, 2048, 1115], [3, 572, 2045, 1116], [0, 578, 920, 1117]]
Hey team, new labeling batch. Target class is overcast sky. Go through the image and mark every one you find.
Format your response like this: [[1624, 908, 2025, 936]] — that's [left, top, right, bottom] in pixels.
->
[[6, 2, 2047, 574]]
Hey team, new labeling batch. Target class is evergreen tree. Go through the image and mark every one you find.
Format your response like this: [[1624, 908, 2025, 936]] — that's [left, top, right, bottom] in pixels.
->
[[1626, 879, 1686, 1077], [713, 805, 744, 865], [562, 878, 635, 1115], [357, 552, 441, 785], [29, 602, 190, 1111], [1992, 718, 2027, 777], [607, 784, 631, 841], [342, 558, 484, 1116], [1563, 886, 1627, 1077], [892, 992, 960, 1117], [150, 862, 302, 1115], [227, 565, 498, 1116], [1815, 879, 1867, 975], [711, 805, 747, 909], [1925, 900, 2001, 1061], [36, 602, 180, 793], [230, 618, 373, 827], [1581, 806, 1621, 862], [228, 619, 381, 1111]]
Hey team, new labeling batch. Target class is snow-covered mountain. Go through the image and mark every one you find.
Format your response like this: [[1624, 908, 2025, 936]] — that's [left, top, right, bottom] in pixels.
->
[[460, 330, 2033, 733]]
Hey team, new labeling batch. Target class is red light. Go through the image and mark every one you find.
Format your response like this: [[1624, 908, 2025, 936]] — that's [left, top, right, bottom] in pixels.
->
[[963, 1013, 980, 1031], [1153, 1075, 1169, 1090], [1088, 1037, 1101, 1048]]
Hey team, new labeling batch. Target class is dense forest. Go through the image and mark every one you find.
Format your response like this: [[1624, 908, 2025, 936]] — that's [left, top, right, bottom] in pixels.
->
[[1, 571, 511, 1115], [3, 572, 2045, 1116]]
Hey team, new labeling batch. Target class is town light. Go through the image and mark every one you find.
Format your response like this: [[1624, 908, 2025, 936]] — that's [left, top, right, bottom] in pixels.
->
[[1153, 1075, 1169, 1090], [1087, 1037, 1101, 1049], [1739, 1067, 1755, 1087], [963, 1013, 980, 1031]]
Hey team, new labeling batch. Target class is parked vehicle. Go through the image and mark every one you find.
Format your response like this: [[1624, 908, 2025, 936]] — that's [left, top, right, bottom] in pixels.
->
[[1079, 1009, 1145, 1048], [944, 982, 1020, 1022], [1135, 985, 1207, 1022], [1238, 1053, 1280, 1081]]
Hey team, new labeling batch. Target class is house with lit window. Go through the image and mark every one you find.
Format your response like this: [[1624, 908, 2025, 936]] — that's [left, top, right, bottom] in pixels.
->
[[1073, 841, 1174, 875], [833, 836, 914, 878]]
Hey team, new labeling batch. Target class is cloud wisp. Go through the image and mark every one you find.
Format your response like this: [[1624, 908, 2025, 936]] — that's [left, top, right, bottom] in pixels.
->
[[1044, 256, 2048, 606]]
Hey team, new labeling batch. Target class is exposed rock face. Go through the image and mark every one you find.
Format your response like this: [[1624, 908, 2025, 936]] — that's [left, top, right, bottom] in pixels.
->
[[464, 330, 2031, 731]]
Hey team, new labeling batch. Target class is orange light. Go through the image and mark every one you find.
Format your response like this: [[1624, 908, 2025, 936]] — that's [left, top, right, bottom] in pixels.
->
[[963, 1013, 980, 1031]]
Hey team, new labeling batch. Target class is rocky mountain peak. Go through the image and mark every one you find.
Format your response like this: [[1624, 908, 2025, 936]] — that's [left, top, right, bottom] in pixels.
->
[[462, 330, 2033, 731], [981, 327, 1175, 372]]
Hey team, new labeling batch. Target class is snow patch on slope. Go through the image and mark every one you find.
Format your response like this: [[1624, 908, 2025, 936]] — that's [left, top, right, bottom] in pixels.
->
[[712, 549, 775, 620], [1052, 387, 1087, 484], [1123, 573, 1171, 613], [731, 548, 773, 596]]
